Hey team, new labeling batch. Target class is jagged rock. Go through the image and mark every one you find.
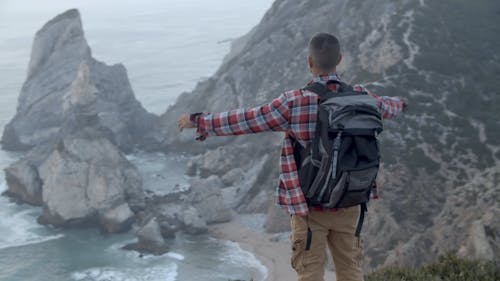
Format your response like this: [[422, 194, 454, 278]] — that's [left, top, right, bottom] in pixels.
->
[[123, 217, 169, 255], [100, 203, 135, 233], [155, 204, 183, 238], [2, 140, 61, 205], [138, 218, 165, 247], [185, 176, 231, 224], [37, 126, 144, 232], [177, 206, 208, 235], [3, 159, 43, 205], [155, 203, 207, 237], [1, 9, 161, 153]]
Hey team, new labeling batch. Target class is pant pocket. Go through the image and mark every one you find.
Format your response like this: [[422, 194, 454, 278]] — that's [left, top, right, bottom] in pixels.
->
[[352, 236, 364, 268], [291, 238, 306, 271], [290, 215, 308, 273]]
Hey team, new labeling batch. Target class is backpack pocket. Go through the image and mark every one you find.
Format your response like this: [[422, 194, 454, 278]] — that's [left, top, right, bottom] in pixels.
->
[[325, 166, 378, 208]]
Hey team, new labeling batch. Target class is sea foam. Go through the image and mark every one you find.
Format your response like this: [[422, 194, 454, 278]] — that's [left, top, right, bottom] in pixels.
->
[[0, 182, 64, 250], [221, 240, 269, 281], [71, 263, 178, 281]]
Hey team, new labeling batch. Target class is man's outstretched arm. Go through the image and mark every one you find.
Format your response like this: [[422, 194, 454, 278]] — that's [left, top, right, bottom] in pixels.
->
[[353, 85, 407, 119], [178, 93, 290, 141]]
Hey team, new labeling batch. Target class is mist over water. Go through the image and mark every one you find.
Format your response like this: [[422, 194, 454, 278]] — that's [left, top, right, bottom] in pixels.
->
[[0, 0, 272, 118], [0, 1, 272, 280]]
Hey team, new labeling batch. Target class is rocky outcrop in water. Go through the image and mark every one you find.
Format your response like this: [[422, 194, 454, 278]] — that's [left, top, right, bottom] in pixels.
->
[[36, 126, 145, 232], [4, 126, 144, 233], [1, 10, 151, 235], [160, 0, 500, 268], [123, 217, 169, 256], [4, 159, 43, 205], [0, 9, 162, 153]]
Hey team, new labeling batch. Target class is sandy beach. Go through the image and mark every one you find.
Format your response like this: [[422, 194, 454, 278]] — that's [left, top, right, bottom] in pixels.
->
[[209, 214, 336, 281]]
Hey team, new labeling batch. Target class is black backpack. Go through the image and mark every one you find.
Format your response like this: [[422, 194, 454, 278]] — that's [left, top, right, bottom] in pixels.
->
[[293, 81, 383, 212]]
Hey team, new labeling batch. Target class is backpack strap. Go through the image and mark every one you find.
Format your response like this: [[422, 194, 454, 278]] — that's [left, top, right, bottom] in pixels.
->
[[302, 82, 335, 102], [303, 81, 366, 100], [355, 203, 367, 237], [337, 81, 354, 93], [301, 81, 340, 170]]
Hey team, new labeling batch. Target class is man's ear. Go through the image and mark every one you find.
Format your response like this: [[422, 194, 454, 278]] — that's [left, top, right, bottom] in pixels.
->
[[336, 52, 343, 66], [307, 55, 314, 69]]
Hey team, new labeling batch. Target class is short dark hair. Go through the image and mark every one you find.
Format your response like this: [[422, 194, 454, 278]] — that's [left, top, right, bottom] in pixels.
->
[[308, 33, 341, 73]]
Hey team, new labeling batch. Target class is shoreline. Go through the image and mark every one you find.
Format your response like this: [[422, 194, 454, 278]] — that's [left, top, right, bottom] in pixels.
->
[[209, 214, 336, 281]]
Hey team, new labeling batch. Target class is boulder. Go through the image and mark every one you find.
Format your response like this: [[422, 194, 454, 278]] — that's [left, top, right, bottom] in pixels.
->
[[123, 217, 169, 255], [155, 203, 207, 237], [155, 203, 183, 238], [1, 9, 161, 153], [99, 203, 135, 233], [177, 206, 208, 235], [2, 141, 58, 205], [184, 176, 231, 224], [37, 126, 144, 232], [3, 159, 43, 205]]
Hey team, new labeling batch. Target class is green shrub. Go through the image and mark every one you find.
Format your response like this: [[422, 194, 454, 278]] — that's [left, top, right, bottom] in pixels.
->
[[366, 254, 499, 281]]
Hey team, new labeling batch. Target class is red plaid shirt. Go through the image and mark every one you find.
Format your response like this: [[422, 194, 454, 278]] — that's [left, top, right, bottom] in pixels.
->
[[192, 73, 405, 216]]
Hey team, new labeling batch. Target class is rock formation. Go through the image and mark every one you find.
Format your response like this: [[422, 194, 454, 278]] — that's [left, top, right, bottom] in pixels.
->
[[1, 8, 233, 251], [4, 159, 43, 205], [1, 9, 162, 153], [123, 217, 169, 255], [159, 0, 500, 268], [36, 126, 144, 232]]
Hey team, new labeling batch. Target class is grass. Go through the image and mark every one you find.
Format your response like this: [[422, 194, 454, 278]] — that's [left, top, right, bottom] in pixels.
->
[[230, 255, 498, 281], [366, 254, 499, 281]]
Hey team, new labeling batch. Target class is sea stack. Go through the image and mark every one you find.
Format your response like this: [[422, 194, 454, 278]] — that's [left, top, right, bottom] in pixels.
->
[[1, 9, 162, 153], [1, 9, 155, 233]]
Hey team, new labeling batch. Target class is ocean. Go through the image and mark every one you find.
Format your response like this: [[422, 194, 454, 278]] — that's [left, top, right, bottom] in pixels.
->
[[0, 0, 273, 280]]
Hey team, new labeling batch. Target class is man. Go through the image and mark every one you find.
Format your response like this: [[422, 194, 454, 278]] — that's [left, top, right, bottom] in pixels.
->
[[178, 33, 406, 281]]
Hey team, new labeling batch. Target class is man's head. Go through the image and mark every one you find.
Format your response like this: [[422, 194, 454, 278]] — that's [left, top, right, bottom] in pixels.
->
[[307, 33, 342, 75]]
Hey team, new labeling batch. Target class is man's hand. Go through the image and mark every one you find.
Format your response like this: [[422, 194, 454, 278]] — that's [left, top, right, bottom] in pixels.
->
[[177, 114, 195, 131], [396, 96, 408, 112]]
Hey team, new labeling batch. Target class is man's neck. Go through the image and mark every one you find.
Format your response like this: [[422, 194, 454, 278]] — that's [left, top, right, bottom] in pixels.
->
[[312, 72, 341, 83], [311, 67, 337, 76]]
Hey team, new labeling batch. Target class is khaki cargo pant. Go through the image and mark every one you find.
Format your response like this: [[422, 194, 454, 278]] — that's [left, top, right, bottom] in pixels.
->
[[290, 206, 364, 281]]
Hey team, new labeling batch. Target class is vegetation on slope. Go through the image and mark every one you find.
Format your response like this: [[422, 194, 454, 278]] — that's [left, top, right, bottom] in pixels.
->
[[230, 254, 499, 281], [366, 254, 499, 281]]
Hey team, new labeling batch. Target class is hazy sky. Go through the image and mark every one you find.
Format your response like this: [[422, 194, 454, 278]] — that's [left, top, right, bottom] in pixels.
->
[[0, 0, 273, 116]]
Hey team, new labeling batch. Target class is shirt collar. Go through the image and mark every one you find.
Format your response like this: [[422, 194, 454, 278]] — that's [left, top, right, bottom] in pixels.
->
[[312, 73, 341, 83]]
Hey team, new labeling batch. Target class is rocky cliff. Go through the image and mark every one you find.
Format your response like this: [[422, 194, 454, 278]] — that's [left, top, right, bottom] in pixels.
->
[[160, 0, 500, 268], [3, 1, 498, 264]]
